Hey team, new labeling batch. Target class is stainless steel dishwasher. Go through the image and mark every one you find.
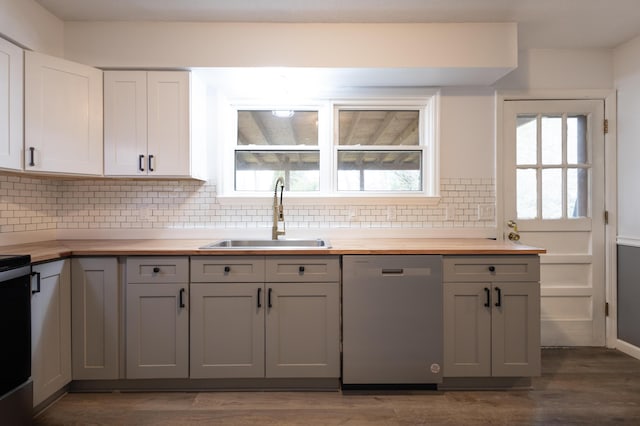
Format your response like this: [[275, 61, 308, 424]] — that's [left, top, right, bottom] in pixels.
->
[[342, 255, 443, 386]]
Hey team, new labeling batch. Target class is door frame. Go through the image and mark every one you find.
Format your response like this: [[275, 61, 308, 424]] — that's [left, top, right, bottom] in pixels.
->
[[496, 89, 618, 349]]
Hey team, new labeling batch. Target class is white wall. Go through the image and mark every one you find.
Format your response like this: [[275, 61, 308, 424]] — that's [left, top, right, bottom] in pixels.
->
[[0, 0, 63, 56], [614, 35, 640, 242]]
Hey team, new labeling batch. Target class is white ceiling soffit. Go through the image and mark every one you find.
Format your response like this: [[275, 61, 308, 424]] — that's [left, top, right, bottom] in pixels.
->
[[35, 0, 640, 49]]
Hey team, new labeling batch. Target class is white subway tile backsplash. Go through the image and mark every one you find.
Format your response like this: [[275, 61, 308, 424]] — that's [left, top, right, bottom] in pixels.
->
[[0, 175, 496, 235]]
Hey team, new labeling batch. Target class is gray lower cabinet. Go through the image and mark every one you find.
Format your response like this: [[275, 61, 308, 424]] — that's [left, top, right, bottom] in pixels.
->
[[190, 256, 340, 379], [125, 257, 189, 379], [71, 257, 119, 380], [443, 255, 541, 377], [31, 259, 72, 407]]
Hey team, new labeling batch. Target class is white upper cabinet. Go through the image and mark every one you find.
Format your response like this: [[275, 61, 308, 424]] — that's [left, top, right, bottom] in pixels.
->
[[0, 37, 23, 171], [24, 51, 103, 176], [104, 70, 205, 178]]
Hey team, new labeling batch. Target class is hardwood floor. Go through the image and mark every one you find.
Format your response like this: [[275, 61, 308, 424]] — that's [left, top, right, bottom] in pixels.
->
[[34, 348, 640, 425]]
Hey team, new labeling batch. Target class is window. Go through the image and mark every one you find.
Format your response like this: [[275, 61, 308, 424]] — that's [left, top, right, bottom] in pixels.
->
[[220, 92, 438, 199]]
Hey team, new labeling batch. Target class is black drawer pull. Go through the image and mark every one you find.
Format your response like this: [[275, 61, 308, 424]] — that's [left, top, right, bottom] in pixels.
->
[[31, 271, 41, 294], [495, 287, 502, 307], [153, 267, 160, 273], [257, 287, 262, 308], [138, 154, 145, 172], [382, 269, 404, 275], [484, 287, 491, 307], [488, 266, 496, 272], [179, 288, 186, 308], [299, 266, 305, 273], [224, 266, 231, 273], [268, 288, 273, 308]]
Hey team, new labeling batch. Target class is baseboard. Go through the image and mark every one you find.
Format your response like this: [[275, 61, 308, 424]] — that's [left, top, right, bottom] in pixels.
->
[[616, 339, 640, 361]]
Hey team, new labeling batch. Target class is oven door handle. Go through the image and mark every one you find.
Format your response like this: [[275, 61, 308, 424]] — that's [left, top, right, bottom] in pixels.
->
[[31, 271, 41, 294]]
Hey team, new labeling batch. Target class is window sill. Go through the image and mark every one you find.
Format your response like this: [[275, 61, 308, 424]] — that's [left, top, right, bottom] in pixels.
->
[[216, 194, 442, 206]]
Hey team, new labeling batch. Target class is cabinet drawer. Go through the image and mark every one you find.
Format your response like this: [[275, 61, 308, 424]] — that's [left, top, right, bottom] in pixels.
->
[[266, 256, 340, 282], [191, 256, 265, 283], [126, 257, 189, 283], [443, 255, 540, 282]]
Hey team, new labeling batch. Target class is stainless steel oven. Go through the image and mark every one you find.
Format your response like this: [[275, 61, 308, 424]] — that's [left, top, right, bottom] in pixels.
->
[[0, 254, 32, 425]]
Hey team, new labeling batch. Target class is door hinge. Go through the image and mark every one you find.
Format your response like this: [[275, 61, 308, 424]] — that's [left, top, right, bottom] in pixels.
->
[[604, 119, 609, 134], [604, 210, 609, 225], [605, 302, 609, 317]]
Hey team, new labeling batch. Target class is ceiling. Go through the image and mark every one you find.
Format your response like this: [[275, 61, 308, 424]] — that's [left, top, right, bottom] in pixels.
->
[[34, 0, 640, 49]]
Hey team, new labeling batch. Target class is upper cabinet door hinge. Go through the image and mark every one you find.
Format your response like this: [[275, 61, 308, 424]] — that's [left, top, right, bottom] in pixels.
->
[[604, 210, 609, 225], [604, 119, 609, 134]]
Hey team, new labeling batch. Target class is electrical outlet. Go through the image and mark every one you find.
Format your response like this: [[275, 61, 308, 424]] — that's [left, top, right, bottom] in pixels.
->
[[478, 204, 495, 220], [348, 207, 359, 221], [387, 206, 397, 221], [445, 205, 456, 221]]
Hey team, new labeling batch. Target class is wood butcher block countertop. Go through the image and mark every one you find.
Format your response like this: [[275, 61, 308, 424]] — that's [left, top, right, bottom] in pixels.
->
[[0, 239, 545, 263]]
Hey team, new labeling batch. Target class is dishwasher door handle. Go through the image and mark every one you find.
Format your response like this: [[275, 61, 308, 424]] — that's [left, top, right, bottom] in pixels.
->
[[381, 268, 404, 275]]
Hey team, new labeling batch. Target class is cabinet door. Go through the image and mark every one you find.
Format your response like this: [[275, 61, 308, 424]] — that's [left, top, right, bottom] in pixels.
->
[[147, 71, 190, 176], [31, 260, 71, 407], [443, 282, 492, 377], [0, 37, 23, 171], [491, 282, 541, 377], [190, 283, 264, 378], [265, 282, 340, 378], [126, 283, 188, 379], [71, 258, 119, 380], [104, 71, 148, 176], [24, 51, 103, 175]]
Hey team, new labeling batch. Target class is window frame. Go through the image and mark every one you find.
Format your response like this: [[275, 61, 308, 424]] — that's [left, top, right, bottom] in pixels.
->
[[217, 90, 440, 204]]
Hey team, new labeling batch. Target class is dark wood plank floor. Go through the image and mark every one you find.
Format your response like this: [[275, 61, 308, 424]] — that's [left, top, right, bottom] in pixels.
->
[[34, 348, 640, 425]]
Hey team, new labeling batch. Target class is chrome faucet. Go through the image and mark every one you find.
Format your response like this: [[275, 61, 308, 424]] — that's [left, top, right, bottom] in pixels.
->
[[272, 177, 286, 240]]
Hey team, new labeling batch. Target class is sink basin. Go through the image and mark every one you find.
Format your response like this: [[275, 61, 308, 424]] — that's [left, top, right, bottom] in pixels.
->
[[199, 239, 331, 250]]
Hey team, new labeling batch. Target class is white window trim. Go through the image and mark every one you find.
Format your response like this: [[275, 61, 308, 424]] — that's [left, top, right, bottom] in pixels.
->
[[216, 89, 441, 205]]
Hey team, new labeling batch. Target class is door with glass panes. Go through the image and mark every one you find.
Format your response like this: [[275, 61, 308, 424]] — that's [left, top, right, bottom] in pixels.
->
[[502, 100, 606, 346]]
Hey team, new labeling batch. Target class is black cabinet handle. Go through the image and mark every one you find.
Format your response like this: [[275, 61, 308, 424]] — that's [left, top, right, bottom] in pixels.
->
[[495, 287, 502, 307], [153, 267, 160, 273], [31, 271, 41, 294], [148, 154, 154, 172], [299, 266, 305, 273], [138, 154, 145, 172], [224, 266, 231, 273], [257, 287, 262, 308], [488, 266, 496, 272], [28, 147, 35, 167], [382, 269, 404, 275], [179, 288, 186, 308], [268, 288, 273, 308], [484, 287, 491, 307]]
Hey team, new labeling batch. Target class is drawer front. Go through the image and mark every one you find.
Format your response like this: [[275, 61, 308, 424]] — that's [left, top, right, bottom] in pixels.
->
[[191, 256, 265, 283], [266, 256, 340, 283], [342, 255, 442, 283], [126, 257, 189, 283], [443, 255, 540, 282]]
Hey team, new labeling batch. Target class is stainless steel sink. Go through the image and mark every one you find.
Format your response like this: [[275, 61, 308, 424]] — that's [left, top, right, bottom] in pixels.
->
[[199, 239, 331, 249]]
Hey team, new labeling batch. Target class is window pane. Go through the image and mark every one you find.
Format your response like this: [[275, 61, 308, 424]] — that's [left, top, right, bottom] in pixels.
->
[[567, 115, 588, 164], [517, 169, 537, 219], [337, 151, 421, 191], [542, 168, 563, 219], [235, 151, 319, 191], [338, 110, 419, 146], [567, 168, 589, 218], [541, 116, 562, 165], [516, 115, 537, 165], [237, 110, 318, 146]]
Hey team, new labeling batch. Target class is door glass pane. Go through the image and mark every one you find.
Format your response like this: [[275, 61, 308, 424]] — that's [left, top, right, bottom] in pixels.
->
[[567, 168, 589, 218], [567, 115, 588, 164], [235, 151, 319, 191], [338, 110, 419, 146], [337, 151, 421, 191], [541, 116, 562, 165], [516, 115, 537, 165], [237, 110, 318, 146], [542, 168, 563, 219], [516, 169, 537, 219]]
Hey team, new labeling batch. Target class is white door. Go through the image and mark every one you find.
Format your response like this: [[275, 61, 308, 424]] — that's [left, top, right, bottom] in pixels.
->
[[502, 99, 606, 346]]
